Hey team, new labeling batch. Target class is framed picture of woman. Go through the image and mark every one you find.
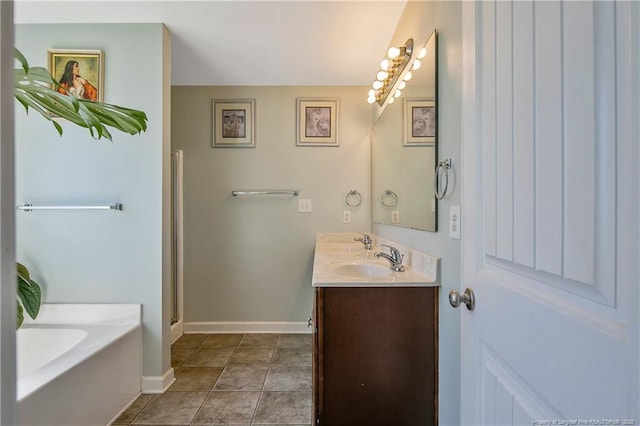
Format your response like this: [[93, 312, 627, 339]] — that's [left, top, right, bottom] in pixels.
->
[[296, 98, 339, 146], [403, 99, 436, 146], [48, 49, 104, 102]]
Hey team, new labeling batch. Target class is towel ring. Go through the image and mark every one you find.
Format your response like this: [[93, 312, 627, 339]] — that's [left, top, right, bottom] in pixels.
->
[[435, 159, 451, 200], [380, 190, 398, 208], [344, 190, 362, 208]]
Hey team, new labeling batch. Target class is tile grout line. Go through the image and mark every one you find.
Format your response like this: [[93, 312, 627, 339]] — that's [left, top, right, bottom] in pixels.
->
[[129, 335, 207, 425], [144, 333, 311, 426], [125, 393, 156, 425], [191, 333, 246, 426], [250, 333, 278, 425], [187, 335, 210, 426]]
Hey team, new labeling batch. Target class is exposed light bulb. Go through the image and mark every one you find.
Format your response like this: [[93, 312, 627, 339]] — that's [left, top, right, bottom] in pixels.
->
[[412, 60, 421, 70], [380, 59, 390, 71], [388, 97, 395, 104], [418, 48, 427, 59], [394, 90, 402, 98], [372, 80, 383, 90], [387, 46, 400, 59], [368, 89, 375, 97], [398, 81, 406, 90], [367, 96, 376, 104], [376, 70, 389, 81], [403, 71, 413, 81]]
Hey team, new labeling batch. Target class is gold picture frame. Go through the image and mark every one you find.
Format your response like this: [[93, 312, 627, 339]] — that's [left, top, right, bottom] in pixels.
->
[[404, 98, 436, 146], [296, 98, 339, 146], [212, 99, 256, 148], [48, 49, 104, 102]]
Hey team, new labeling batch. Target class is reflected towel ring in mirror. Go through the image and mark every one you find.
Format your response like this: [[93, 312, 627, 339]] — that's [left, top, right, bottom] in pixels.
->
[[380, 190, 399, 208], [435, 158, 451, 200], [344, 190, 362, 208]]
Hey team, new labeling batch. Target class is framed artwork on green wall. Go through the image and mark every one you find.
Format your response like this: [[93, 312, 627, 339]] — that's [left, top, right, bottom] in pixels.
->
[[48, 49, 103, 102], [212, 98, 256, 148], [296, 98, 339, 146]]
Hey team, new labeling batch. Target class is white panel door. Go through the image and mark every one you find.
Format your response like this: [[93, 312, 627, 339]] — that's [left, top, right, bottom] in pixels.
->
[[460, 1, 639, 425]]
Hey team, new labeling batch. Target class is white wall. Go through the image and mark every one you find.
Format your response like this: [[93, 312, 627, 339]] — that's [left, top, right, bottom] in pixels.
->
[[15, 23, 171, 381], [172, 86, 371, 326], [372, 2, 462, 425]]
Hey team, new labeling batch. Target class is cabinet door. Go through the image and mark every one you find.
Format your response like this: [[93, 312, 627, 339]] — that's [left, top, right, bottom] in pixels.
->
[[312, 288, 324, 422], [316, 286, 438, 426]]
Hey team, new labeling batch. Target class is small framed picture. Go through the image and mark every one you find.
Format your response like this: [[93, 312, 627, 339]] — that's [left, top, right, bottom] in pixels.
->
[[48, 49, 104, 102], [404, 99, 436, 146], [296, 98, 339, 146], [212, 99, 256, 148]]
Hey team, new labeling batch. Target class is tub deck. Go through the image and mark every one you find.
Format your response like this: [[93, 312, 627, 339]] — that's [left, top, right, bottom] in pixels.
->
[[17, 304, 142, 426]]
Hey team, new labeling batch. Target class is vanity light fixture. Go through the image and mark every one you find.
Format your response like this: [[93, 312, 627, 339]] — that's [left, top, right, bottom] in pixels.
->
[[367, 38, 414, 107]]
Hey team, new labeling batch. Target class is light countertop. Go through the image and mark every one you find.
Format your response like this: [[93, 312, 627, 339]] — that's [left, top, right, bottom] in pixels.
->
[[312, 233, 440, 288]]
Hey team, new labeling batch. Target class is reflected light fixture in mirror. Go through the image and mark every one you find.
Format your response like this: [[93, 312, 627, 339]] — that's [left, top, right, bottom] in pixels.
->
[[367, 38, 414, 108], [371, 29, 438, 232]]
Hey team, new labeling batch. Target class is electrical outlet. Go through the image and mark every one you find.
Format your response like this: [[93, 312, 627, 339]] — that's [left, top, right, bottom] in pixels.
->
[[298, 199, 312, 213], [391, 210, 400, 223], [449, 205, 460, 239], [342, 210, 351, 223]]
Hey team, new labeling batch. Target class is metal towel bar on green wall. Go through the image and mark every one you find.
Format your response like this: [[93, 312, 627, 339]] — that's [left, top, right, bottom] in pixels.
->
[[16, 203, 123, 211], [231, 190, 299, 197]]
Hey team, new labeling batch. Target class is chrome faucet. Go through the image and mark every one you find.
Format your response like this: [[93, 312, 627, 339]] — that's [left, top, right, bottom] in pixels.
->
[[375, 244, 405, 272], [354, 233, 373, 250]]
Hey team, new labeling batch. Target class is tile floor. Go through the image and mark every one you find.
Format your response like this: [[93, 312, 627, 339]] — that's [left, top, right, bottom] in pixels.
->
[[113, 333, 312, 425]]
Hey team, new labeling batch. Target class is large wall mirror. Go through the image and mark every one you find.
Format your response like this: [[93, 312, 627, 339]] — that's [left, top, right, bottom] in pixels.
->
[[371, 30, 438, 231]]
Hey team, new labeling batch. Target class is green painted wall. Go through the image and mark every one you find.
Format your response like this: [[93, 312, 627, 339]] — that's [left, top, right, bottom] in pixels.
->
[[15, 23, 171, 379]]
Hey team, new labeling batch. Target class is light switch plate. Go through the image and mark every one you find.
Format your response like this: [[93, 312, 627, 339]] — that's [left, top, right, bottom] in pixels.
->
[[391, 210, 400, 223], [342, 210, 351, 223], [449, 205, 460, 239], [298, 199, 312, 213]]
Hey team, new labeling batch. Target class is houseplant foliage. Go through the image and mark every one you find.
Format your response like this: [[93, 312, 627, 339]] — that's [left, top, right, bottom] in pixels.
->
[[13, 49, 148, 327], [16, 263, 41, 328], [14, 48, 148, 141]]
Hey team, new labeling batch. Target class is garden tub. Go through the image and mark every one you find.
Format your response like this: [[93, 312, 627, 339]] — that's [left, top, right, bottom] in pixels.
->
[[17, 304, 142, 426]]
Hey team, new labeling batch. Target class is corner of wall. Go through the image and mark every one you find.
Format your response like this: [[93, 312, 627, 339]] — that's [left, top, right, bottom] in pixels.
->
[[141, 368, 175, 394]]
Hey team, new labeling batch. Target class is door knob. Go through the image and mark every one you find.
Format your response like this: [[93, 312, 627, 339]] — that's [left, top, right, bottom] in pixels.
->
[[449, 288, 475, 311]]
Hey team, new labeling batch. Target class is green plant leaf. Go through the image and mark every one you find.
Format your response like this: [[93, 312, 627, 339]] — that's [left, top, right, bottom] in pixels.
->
[[17, 262, 41, 322], [17, 273, 41, 320], [15, 47, 29, 73], [17, 303, 24, 329], [14, 48, 148, 141], [17, 262, 30, 280]]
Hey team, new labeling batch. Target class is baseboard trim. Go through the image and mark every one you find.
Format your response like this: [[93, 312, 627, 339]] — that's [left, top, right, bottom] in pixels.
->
[[141, 368, 175, 394], [183, 321, 312, 334], [170, 319, 184, 344]]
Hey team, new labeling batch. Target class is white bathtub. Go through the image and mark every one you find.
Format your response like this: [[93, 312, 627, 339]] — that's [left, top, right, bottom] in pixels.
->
[[17, 304, 142, 426]]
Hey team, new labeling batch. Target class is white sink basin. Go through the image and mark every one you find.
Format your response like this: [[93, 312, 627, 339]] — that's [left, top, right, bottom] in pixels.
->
[[330, 262, 392, 278]]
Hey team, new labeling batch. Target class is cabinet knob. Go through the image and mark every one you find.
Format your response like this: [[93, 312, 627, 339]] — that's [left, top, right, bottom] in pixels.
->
[[449, 288, 475, 311]]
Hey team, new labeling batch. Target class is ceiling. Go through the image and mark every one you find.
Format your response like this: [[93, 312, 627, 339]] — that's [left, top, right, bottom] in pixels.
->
[[15, 1, 408, 86]]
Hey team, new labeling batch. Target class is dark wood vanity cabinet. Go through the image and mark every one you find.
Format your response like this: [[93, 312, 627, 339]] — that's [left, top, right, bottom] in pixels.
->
[[312, 286, 438, 426]]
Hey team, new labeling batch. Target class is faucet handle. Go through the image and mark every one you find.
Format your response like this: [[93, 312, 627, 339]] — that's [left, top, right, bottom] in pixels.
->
[[354, 232, 371, 240], [380, 244, 403, 263], [354, 233, 373, 249]]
